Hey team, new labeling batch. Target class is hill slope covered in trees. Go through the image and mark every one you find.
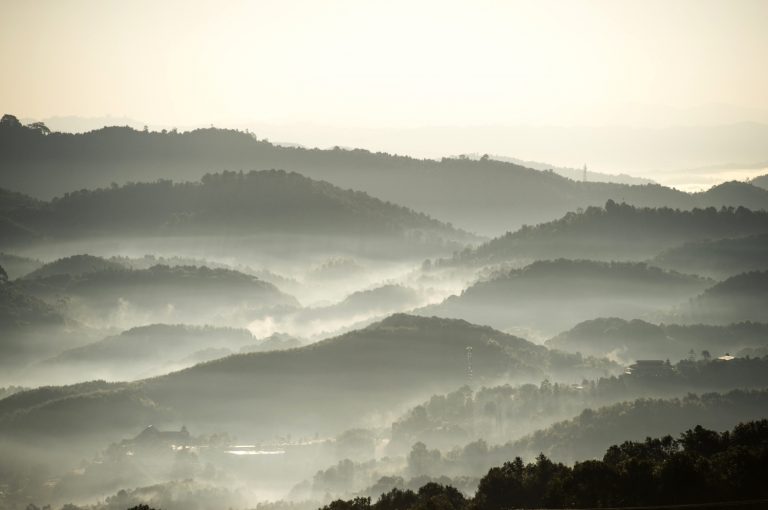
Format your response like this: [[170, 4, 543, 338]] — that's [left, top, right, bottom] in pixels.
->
[[14, 264, 298, 329], [22, 254, 124, 280], [547, 318, 768, 362], [0, 284, 89, 376], [420, 259, 710, 335], [679, 271, 768, 324], [35, 324, 259, 384], [439, 201, 768, 266], [0, 170, 473, 250], [327, 418, 768, 510], [652, 233, 768, 277], [0, 314, 615, 445]]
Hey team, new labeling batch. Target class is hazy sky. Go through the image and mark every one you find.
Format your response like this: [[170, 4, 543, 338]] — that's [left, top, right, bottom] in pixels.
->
[[3, 0, 767, 128], [3, 0, 768, 185]]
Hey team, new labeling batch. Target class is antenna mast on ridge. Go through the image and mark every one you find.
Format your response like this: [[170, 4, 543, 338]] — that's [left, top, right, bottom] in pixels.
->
[[466, 346, 473, 385]]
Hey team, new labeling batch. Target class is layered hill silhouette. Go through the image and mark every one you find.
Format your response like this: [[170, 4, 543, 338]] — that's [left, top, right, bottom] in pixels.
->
[[501, 389, 768, 463], [454, 389, 768, 469], [419, 259, 711, 335], [0, 381, 170, 445], [35, 324, 260, 384], [3, 121, 768, 235], [265, 284, 427, 338], [0, 284, 91, 377], [0, 253, 42, 279], [15, 263, 298, 329], [457, 153, 655, 185], [0, 170, 473, 250], [0, 314, 614, 444], [679, 271, 768, 324], [702, 180, 768, 210], [440, 201, 768, 266], [548, 318, 768, 362], [22, 254, 124, 280], [653, 233, 768, 277]]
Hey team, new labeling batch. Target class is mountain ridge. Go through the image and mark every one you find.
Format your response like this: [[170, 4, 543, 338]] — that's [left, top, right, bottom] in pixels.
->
[[3, 122, 768, 235]]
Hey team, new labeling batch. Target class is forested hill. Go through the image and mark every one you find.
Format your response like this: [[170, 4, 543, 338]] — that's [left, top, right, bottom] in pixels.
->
[[440, 201, 768, 265], [0, 170, 473, 246], [0, 314, 614, 442], [12, 264, 299, 328], [680, 270, 768, 324], [548, 318, 768, 362], [420, 259, 710, 334], [3, 119, 768, 235], [501, 390, 768, 464], [140, 314, 609, 434], [0, 284, 82, 371], [652, 233, 768, 277], [21, 254, 124, 279], [329, 418, 768, 510]]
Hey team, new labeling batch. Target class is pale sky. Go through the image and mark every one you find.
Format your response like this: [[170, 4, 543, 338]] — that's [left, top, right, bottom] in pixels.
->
[[2, 0, 767, 128], [3, 0, 768, 185]]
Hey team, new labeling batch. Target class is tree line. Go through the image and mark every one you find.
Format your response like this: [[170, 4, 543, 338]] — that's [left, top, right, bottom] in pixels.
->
[[322, 420, 768, 510]]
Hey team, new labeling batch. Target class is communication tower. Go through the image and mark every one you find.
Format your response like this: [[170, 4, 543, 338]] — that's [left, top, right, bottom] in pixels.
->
[[466, 346, 473, 384]]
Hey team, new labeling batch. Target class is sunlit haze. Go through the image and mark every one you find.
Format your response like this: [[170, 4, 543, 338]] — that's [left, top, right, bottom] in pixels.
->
[[2, 4, 768, 509], [3, 0, 768, 186]]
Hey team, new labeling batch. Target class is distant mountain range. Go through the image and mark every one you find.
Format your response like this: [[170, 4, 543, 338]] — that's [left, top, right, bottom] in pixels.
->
[[456, 153, 655, 185], [3, 121, 768, 235]]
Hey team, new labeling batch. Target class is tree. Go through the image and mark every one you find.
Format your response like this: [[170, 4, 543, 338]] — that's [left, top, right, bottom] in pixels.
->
[[0, 114, 22, 128], [27, 122, 50, 135], [473, 457, 525, 510], [322, 497, 371, 510], [415, 483, 466, 510], [408, 442, 442, 477]]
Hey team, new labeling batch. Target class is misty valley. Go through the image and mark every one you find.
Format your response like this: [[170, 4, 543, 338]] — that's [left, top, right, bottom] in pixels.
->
[[1, 114, 768, 510]]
